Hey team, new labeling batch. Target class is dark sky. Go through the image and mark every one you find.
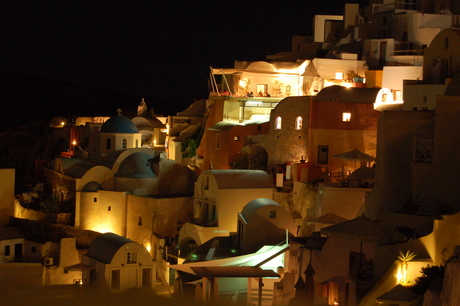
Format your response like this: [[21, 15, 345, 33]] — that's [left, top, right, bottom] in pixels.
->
[[1, 0, 365, 126]]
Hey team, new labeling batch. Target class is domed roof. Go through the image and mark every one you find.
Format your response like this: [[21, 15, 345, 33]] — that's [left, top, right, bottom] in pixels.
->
[[115, 152, 156, 178], [82, 181, 103, 192], [100, 114, 138, 134], [241, 198, 281, 221], [87, 233, 134, 264]]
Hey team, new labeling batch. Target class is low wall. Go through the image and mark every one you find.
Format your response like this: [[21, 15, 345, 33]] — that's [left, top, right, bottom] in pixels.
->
[[14, 199, 73, 225]]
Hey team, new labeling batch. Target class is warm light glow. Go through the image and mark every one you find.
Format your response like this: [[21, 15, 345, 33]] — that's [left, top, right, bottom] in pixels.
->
[[343, 82, 352, 88], [335, 72, 343, 79], [245, 101, 263, 106], [342, 112, 351, 122], [61, 121, 65, 126], [145, 243, 151, 253], [72, 139, 77, 146], [396, 266, 404, 284], [275, 116, 282, 130], [397, 250, 417, 286], [91, 224, 116, 234]]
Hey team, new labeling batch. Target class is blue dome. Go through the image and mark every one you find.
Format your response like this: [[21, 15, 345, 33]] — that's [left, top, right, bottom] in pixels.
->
[[100, 115, 138, 133]]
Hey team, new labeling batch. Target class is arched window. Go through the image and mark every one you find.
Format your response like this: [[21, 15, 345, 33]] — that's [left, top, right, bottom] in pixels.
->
[[275, 116, 282, 130], [106, 138, 111, 150], [295, 116, 303, 130], [122, 139, 127, 149]]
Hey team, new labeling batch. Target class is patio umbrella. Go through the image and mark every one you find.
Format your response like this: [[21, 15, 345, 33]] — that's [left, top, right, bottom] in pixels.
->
[[333, 149, 375, 162], [311, 213, 348, 225]]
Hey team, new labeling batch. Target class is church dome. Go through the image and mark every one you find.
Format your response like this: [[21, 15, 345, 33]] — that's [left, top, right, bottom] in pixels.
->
[[100, 114, 138, 133], [116, 152, 156, 178]]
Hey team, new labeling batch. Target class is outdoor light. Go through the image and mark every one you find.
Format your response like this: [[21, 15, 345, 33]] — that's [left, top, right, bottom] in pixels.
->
[[397, 250, 417, 286], [72, 139, 77, 146], [342, 112, 351, 122]]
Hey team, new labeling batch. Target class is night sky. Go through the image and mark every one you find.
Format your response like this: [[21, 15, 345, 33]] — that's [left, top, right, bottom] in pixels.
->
[[1, 0, 366, 130]]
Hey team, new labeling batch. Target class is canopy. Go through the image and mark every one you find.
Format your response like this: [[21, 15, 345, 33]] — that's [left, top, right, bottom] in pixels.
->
[[64, 263, 94, 272], [333, 149, 375, 162], [170, 244, 288, 275], [190, 266, 279, 278]]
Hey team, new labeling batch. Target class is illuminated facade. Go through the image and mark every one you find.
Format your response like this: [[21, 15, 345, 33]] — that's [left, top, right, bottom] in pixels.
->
[[82, 233, 155, 292]]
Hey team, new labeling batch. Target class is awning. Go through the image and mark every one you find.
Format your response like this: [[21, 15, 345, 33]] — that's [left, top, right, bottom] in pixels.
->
[[65, 263, 95, 272], [170, 244, 289, 275], [211, 68, 299, 76], [191, 266, 279, 278]]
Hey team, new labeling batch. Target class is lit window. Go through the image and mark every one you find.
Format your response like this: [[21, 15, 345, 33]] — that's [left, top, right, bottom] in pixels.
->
[[335, 72, 344, 80], [295, 116, 303, 130], [234, 136, 239, 141], [342, 112, 351, 122], [275, 116, 282, 130]]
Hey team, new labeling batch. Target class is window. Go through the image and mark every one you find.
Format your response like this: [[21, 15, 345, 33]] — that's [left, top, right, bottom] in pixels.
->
[[31, 246, 36, 253], [126, 251, 137, 264], [335, 72, 344, 80], [106, 138, 111, 150], [318, 145, 329, 165], [93, 197, 97, 203], [295, 116, 303, 130], [256, 84, 268, 96], [394, 90, 402, 101], [204, 175, 209, 190], [275, 116, 282, 130], [269, 210, 277, 219], [108, 206, 111, 211], [216, 134, 220, 149], [4, 245, 10, 256], [138, 216, 142, 226], [342, 112, 351, 122], [111, 269, 120, 289], [413, 137, 433, 163], [233, 136, 239, 141], [135, 139, 139, 148], [122, 139, 127, 149]]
